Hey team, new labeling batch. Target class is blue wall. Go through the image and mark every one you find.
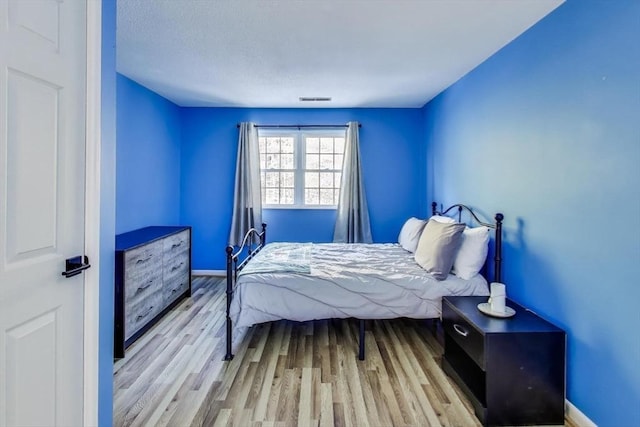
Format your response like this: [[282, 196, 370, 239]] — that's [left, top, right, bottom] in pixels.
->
[[116, 74, 182, 234], [422, 1, 640, 425], [180, 108, 426, 270], [99, 1, 116, 425]]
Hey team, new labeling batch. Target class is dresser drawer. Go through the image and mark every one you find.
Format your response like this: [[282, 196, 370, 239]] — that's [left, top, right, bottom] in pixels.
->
[[443, 302, 485, 368], [125, 291, 163, 340], [163, 252, 189, 306], [125, 270, 163, 305], [164, 274, 190, 305], [163, 229, 190, 258], [124, 240, 163, 280], [163, 251, 189, 282]]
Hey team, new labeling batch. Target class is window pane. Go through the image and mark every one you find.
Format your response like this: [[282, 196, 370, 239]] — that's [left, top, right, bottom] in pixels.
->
[[334, 138, 345, 153], [265, 172, 279, 187], [320, 189, 334, 205], [305, 188, 319, 204], [306, 154, 319, 169], [259, 138, 265, 153], [282, 172, 294, 187], [266, 153, 280, 169], [305, 172, 319, 187], [266, 137, 280, 153], [259, 153, 266, 168], [281, 153, 294, 169], [281, 189, 294, 204], [320, 138, 333, 153], [281, 138, 294, 153], [335, 172, 342, 187], [265, 189, 279, 204], [320, 172, 333, 188], [334, 154, 343, 168], [334, 189, 340, 203], [306, 137, 319, 153], [320, 154, 333, 170]]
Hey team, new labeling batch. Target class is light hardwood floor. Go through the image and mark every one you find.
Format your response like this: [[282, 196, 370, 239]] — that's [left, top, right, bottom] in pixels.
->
[[114, 276, 574, 427]]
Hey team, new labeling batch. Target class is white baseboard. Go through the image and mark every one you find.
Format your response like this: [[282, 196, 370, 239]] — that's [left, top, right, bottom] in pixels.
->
[[192, 269, 226, 277], [566, 400, 597, 427]]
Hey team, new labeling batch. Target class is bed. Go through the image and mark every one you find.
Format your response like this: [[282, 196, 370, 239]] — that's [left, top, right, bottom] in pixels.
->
[[224, 202, 504, 361]]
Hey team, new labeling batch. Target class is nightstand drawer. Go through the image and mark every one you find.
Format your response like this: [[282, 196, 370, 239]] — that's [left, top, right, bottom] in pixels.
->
[[443, 302, 484, 368]]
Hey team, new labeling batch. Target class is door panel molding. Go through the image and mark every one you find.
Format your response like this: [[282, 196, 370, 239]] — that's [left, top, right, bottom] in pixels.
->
[[5, 68, 60, 263], [6, 310, 58, 426]]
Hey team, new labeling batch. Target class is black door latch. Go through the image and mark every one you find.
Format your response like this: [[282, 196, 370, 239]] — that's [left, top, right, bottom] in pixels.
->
[[62, 255, 91, 278]]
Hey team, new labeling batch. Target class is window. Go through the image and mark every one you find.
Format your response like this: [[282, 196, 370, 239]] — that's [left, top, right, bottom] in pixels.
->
[[259, 129, 346, 208]]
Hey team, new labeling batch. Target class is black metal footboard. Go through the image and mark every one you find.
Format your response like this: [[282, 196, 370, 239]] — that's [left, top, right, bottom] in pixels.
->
[[225, 223, 266, 361]]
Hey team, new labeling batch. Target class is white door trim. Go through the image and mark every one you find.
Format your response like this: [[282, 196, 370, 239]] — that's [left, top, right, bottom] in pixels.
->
[[84, 1, 102, 425]]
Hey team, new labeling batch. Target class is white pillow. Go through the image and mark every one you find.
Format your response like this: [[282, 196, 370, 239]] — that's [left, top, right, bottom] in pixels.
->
[[452, 226, 490, 279], [398, 217, 427, 253], [429, 215, 456, 224]]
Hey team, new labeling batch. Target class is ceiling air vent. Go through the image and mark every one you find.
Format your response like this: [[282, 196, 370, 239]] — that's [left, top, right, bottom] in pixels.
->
[[299, 97, 332, 102]]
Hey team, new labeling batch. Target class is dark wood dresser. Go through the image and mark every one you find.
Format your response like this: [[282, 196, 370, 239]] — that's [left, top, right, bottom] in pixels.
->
[[442, 296, 565, 426], [114, 226, 192, 358]]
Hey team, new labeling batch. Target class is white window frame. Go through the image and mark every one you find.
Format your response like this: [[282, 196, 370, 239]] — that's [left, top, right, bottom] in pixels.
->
[[259, 128, 346, 209]]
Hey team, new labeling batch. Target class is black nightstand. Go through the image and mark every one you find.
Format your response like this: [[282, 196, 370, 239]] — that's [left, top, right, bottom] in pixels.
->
[[442, 296, 565, 426]]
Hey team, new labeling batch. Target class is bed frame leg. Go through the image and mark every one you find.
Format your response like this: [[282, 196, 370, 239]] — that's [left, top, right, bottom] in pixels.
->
[[358, 319, 365, 361], [225, 319, 234, 361], [224, 246, 234, 361]]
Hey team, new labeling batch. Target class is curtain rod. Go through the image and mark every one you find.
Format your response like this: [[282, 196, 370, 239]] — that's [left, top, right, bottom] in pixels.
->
[[236, 123, 361, 129]]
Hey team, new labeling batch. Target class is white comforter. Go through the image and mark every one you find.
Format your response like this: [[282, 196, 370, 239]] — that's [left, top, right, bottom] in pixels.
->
[[230, 242, 489, 328]]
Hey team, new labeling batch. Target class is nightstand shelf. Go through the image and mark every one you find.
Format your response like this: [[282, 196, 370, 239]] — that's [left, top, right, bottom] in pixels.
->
[[442, 296, 566, 426]]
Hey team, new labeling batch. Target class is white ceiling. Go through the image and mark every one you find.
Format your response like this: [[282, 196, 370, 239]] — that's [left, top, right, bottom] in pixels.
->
[[116, 0, 564, 108]]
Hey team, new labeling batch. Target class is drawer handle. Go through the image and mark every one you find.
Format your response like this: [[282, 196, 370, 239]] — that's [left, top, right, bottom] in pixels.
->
[[453, 323, 469, 337], [136, 255, 153, 265], [171, 284, 183, 294], [136, 280, 153, 294], [136, 306, 154, 321], [171, 262, 184, 272], [171, 242, 183, 249]]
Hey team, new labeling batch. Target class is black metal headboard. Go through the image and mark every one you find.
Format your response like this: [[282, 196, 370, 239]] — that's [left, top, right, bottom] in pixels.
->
[[431, 202, 504, 283]]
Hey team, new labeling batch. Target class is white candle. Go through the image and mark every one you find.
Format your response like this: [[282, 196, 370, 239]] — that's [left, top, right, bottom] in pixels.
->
[[489, 282, 506, 313]]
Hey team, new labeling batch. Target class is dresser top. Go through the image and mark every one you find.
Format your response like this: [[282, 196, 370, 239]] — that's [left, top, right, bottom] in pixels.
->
[[443, 296, 564, 335], [116, 226, 190, 251]]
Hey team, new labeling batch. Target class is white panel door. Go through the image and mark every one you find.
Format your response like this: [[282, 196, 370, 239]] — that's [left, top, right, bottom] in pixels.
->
[[0, 1, 87, 426]]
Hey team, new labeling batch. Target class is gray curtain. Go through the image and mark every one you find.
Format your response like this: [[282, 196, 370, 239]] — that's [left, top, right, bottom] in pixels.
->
[[333, 121, 372, 243], [229, 122, 262, 246]]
